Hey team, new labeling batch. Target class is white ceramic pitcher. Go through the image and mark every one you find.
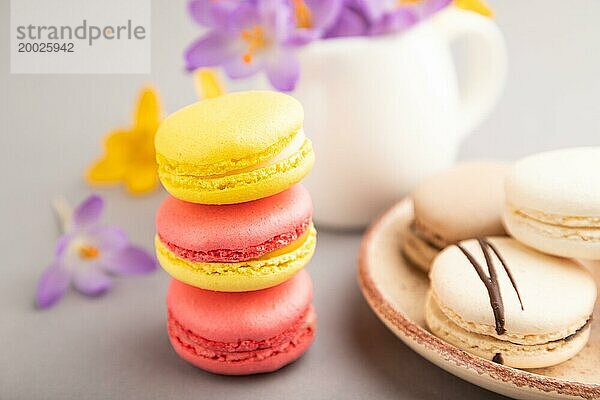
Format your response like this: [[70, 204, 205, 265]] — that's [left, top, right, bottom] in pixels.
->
[[292, 8, 507, 229]]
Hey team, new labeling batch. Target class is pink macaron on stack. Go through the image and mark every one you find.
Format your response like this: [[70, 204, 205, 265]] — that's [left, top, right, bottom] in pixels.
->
[[153, 93, 318, 375]]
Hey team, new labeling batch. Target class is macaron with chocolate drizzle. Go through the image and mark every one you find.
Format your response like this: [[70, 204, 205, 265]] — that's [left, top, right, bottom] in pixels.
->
[[425, 237, 596, 369], [403, 161, 509, 272]]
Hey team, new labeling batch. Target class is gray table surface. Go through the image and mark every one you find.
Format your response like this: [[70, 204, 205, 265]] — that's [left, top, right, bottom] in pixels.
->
[[2, 0, 600, 399]]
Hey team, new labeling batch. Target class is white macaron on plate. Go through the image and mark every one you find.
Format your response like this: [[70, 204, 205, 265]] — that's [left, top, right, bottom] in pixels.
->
[[358, 198, 600, 399]]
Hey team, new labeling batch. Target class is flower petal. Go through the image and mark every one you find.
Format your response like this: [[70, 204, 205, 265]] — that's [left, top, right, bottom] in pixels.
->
[[86, 129, 134, 185], [123, 162, 159, 195], [36, 264, 70, 309], [223, 54, 265, 79], [353, 0, 386, 23], [72, 194, 104, 230], [261, 0, 294, 40], [73, 268, 113, 297], [103, 246, 157, 276], [305, 0, 342, 31], [188, 0, 217, 26], [134, 87, 161, 135], [194, 69, 225, 99], [285, 30, 320, 46], [86, 157, 126, 184], [256, 0, 285, 24], [55, 234, 72, 258], [191, 0, 257, 31], [454, 0, 493, 17], [265, 50, 300, 92], [369, 9, 418, 36], [324, 6, 368, 38], [184, 32, 238, 71], [226, 2, 260, 32], [86, 225, 129, 251], [421, 0, 452, 17]]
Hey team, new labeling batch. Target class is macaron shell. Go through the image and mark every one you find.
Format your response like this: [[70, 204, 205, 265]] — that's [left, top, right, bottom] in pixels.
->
[[158, 138, 314, 204], [503, 209, 600, 259], [168, 306, 316, 375], [155, 225, 316, 292], [167, 270, 312, 343], [430, 237, 596, 340], [505, 147, 600, 217], [412, 161, 508, 245], [156, 185, 313, 259], [155, 91, 303, 171], [425, 292, 591, 369]]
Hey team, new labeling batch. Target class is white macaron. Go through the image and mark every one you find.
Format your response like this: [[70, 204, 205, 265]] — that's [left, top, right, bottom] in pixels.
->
[[504, 147, 600, 259], [404, 161, 508, 272], [426, 237, 596, 368]]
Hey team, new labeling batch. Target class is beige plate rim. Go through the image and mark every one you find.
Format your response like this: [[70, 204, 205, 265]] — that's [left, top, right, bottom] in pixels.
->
[[358, 198, 600, 400]]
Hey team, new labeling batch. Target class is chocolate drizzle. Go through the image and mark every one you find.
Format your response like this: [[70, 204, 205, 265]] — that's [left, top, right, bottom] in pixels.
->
[[456, 238, 524, 335], [492, 353, 504, 364], [563, 318, 592, 342]]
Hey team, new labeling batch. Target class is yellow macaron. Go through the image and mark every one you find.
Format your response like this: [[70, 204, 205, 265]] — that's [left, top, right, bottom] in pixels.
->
[[155, 90, 315, 204]]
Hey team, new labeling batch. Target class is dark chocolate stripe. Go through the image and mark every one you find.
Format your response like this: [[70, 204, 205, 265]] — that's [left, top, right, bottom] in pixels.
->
[[456, 242, 505, 334], [456, 238, 524, 335], [485, 239, 524, 311]]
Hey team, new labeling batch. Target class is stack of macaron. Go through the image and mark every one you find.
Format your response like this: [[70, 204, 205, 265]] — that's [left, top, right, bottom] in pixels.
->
[[154, 91, 318, 375], [403, 152, 598, 369]]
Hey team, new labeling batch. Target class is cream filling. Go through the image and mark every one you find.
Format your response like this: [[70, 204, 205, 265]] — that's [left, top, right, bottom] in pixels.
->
[[430, 290, 589, 345], [425, 292, 591, 368], [509, 204, 600, 228], [155, 225, 317, 276], [260, 129, 306, 168], [202, 130, 307, 179], [508, 206, 600, 242]]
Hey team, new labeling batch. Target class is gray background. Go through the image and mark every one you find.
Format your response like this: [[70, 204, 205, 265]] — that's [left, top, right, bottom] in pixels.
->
[[2, 0, 599, 399]]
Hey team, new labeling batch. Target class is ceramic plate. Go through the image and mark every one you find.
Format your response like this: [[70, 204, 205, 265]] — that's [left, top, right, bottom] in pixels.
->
[[358, 198, 600, 400]]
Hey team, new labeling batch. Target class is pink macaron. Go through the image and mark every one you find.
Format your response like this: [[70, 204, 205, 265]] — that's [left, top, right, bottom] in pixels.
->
[[166, 270, 316, 375], [155, 184, 317, 292]]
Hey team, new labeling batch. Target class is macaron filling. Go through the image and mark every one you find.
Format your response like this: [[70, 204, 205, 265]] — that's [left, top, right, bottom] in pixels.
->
[[426, 293, 592, 368], [155, 224, 316, 276], [507, 205, 600, 242], [168, 305, 316, 363], [430, 290, 591, 345], [411, 219, 447, 250], [223, 130, 307, 177], [157, 130, 308, 179], [158, 217, 311, 263], [156, 135, 314, 199], [155, 224, 316, 291]]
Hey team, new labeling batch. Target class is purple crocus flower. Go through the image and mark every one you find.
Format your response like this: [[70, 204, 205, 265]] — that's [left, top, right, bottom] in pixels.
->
[[325, 0, 450, 38], [36, 194, 157, 309], [185, 0, 341, 91]]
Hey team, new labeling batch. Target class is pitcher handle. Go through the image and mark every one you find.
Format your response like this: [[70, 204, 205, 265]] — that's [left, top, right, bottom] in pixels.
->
[[431, 7, 507, 140]]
